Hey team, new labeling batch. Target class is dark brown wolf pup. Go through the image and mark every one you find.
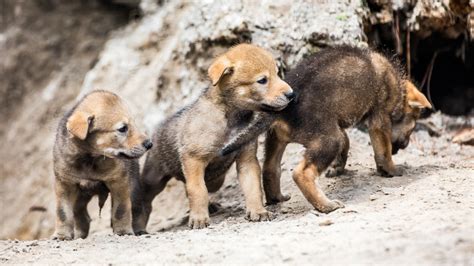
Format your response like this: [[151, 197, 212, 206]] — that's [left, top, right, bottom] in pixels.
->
[[220, 46, 432, 213]]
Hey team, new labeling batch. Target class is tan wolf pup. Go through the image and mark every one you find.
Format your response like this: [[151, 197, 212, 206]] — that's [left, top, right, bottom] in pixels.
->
[[53, 90, 152, 240], [133, 44, 295, 233]]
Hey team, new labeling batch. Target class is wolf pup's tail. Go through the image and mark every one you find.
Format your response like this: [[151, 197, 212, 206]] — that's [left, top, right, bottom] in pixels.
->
[[220, 112, 276, 156]]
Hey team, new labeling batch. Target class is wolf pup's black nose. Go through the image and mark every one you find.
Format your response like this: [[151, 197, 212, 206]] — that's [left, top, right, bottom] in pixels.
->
[[285, 91, 296, 101], [143, 139, 153, 150]]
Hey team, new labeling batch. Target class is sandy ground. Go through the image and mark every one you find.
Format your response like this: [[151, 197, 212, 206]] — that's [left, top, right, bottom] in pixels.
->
[[0, 125, 473, 264]]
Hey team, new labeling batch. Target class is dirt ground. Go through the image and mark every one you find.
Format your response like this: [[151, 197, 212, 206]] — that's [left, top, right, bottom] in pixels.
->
[[0, 118, 473, 264]]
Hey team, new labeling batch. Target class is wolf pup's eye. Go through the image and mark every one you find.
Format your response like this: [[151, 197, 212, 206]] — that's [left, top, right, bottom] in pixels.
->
[[117, 124, 128, 133], [257, 77, 268, 85]]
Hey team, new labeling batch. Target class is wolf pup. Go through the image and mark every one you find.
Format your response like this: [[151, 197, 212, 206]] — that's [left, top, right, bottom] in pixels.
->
[[133, 44, 294, 232], [52, 90, 152, 240], [220, 46, 432, 213]]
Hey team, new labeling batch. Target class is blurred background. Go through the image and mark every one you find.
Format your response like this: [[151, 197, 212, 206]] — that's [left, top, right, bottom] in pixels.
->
[[0, 0, 473, 241]]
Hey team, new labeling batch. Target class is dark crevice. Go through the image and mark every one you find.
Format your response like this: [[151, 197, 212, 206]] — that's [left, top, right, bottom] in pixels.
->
[[411, 34, 474, 116], [366, 10, 474, 116]]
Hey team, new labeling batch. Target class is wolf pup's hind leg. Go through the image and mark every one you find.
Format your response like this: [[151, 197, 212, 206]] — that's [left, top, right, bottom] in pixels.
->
[[293, 134, 345, 213], [326, 130, 350, 177]]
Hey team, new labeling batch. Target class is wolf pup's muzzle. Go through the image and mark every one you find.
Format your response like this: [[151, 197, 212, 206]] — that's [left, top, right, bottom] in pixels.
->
[[109, 139, 153, 159]]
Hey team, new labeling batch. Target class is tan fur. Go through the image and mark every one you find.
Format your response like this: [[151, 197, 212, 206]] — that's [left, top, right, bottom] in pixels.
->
[[292, 158, 343, 213], [236, 143, 268, 220], [182, 156, 211, 228], [52, 90, 152, 240], [405, 80, 432, 109], [208, 56, 233, 86], [66, 111, 93, 140]]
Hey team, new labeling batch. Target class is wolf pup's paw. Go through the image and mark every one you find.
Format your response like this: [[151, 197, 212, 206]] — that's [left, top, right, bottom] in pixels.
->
[[325, 167, 345, 177], [51, 231, 74, 241], [134, 230, 148, 236], [317, 199, 345, 214], [377, 166, 403, 177], [265, 194, 291, 205], [246, 209, 274, 222], [188, 213, 210, 229], [113, 228, 134, 236]]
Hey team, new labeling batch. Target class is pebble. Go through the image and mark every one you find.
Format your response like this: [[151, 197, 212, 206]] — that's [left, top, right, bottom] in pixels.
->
[[319, 220, 334, 226], [27, 241, 38, 247], [342, 209, 358, 214]]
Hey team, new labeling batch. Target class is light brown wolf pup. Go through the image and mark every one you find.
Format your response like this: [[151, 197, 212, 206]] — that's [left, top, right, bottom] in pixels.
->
[[220, 46, 432, 213], [52, 90, 152, 240], [133, 44, 294, 233]]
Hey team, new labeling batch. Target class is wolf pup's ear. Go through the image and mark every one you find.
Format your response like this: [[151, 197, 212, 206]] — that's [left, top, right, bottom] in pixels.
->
[[404, 80, 432, 109], [66, 111, 94, 140], [208, 56, 233, 86]]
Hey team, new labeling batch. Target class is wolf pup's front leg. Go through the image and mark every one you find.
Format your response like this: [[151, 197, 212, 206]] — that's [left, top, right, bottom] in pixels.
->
[[52, 180, 78, 240], [106, 178, 134, 235], [236, 141, 273, 221], [182, 156, 210, 229], [368, 115, 403, 177]]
